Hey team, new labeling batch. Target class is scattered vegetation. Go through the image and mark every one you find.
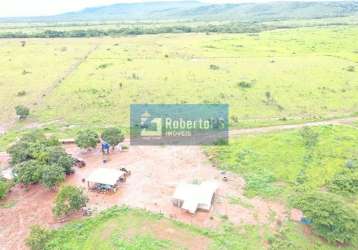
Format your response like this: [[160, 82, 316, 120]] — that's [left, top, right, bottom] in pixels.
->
[[15, 105, 30, 120], [293, 191, 358, 244], [26, 225, 52, 250]]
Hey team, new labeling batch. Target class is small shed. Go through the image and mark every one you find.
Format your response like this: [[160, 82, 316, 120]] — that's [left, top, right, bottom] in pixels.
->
[[87, 168, 126, 192], [172, 181, 218, 214]]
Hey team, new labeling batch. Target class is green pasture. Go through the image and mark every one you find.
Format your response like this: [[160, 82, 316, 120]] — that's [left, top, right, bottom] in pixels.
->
[[0, 38, 95, 125], [0, 25, 356, 133], [205, 125, 358, 200], [35, 26, 358, 129], [44, 206, 353, 250]]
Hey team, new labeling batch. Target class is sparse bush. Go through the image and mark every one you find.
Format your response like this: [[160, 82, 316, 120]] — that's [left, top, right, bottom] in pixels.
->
[[75, 129, 99, 149], [26, 225, 51, 250], [346, 66, 355, 72], [328, 169, 358, 195], [15, 105, 30, 119], [300, 127, 319, 149], [17, 90, 27, 96], [293, 191, 358, 244], [0, 178, 12, 199], [97, 63, 112, 69], [53, 186, 88, 218], [209, 64, 220, 70], [238, 81, 253, 88], [101, 127, 124, 150]]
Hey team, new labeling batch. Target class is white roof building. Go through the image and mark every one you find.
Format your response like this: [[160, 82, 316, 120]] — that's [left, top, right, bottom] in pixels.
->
[[87, 168, 125, 186], [172, 181, 219, 214]]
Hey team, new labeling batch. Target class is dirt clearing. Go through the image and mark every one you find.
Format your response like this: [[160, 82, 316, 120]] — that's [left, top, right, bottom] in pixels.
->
[[0, 144, 294, 249]]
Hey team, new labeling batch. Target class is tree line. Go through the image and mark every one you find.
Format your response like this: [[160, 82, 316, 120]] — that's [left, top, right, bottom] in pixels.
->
[[0, 23, 267, 38]]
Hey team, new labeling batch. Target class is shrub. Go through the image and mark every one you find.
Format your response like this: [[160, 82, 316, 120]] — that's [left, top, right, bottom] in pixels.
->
[[0, 178, 12, 199], [346, 66, 355, 72], [75, 129, 99, 149], [17, 90, 27, 96], [40, 165, 65, 189], [26, 225, 51, 250], [97, 63, 112, 69], [293, 191, 358, 244], [328, 169, 358, 195], [15, 105, 30, 119], [101, 127, 124, 149], [209, 64, 220, 70], [53, 186, 88, 218], [300, 127, 319, 149], [238, 81, 253, 88]]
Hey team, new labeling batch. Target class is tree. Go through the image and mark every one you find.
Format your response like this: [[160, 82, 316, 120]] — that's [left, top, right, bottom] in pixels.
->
[[53, 186, 88, 218], [75, 130, 99, 149], [13, 160, 44, 185], [7, 142, 32, 165], [26, 225, 51, 250], [293, 191, 358, 244], [15, 105, 30, 120], [41, 165, 65, 189], [45, 147, 74, 174], [101, 127, 124, 149]]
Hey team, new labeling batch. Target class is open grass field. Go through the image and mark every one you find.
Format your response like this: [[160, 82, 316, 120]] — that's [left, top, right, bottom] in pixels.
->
[[44, 206, 355, 250], [206, 125, 358, 200], [0, 39, 95, 128], [0, 25, 357, 138], [37, 26, 358, 129]]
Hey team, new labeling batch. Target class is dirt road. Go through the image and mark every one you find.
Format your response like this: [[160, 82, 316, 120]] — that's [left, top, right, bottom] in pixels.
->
[[230, 116, 358, 137]]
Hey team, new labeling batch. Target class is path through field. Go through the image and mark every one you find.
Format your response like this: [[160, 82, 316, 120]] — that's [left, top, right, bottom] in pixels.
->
[[229, 116, 358, 137]]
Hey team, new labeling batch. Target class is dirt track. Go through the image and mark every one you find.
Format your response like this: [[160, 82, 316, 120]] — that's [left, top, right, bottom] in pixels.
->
[[230, 116, 358, 136]]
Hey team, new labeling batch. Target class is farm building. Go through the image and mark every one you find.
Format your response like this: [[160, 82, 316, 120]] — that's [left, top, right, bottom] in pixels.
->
[[87, 168, 126, 192], [172, 181, 218, 214]]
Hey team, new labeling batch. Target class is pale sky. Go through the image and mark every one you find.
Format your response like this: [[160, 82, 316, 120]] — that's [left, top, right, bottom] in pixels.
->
[[0, 0, 349, 17]]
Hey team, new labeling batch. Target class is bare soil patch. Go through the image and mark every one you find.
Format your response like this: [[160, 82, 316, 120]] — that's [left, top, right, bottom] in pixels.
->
[[0, 143, 294, 249]]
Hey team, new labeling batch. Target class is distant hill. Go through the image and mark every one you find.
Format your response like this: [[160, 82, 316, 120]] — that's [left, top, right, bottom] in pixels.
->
[[2, 1, 358, 22]]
